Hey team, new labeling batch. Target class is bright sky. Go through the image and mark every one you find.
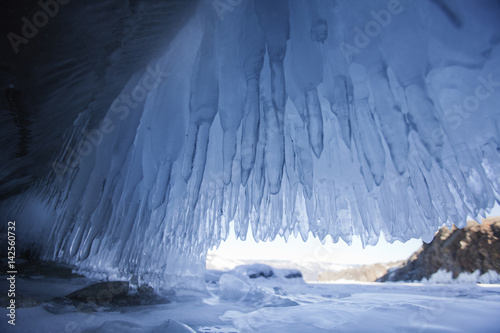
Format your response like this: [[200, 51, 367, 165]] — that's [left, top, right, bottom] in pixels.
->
[[208, 204, 500, 266]]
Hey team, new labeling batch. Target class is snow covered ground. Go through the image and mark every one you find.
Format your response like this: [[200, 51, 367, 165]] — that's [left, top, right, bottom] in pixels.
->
[[2, 265, 500, 333]]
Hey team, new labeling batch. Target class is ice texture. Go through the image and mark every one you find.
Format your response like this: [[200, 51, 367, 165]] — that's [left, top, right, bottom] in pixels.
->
[[4, 0, 500, 288]]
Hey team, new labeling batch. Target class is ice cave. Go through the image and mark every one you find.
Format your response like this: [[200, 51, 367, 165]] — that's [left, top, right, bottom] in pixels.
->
[[2, 0, 500, 292]]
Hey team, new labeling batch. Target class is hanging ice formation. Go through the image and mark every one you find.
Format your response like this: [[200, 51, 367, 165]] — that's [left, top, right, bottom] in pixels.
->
[[4, 0, 500, 288]]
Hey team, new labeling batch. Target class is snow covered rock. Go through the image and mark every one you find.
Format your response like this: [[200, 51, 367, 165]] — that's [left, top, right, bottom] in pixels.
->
[[233, 264, 275, 279], [232, 264, 303, 281]]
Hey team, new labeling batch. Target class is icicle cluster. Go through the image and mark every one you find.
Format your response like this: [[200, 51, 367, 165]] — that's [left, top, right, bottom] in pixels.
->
[[15, 0, 500, 288]]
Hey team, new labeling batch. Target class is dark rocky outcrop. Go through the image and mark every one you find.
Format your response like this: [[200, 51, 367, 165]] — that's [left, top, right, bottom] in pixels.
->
[[44, 281, 170, 314], [378, 218, 500, 282]]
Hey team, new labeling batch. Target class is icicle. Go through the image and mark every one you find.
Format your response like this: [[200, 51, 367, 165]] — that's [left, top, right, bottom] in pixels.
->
[[288, 0, 326, 158], [182, 14, 219, 210], [216, 1, 246, 186], [350, 63, 386, 187], [368, 67, 409, 174], [405, 84, 444, 163], [255, 0, 289, 128], [240, 0, 265, 186], [264, 100, 285, 194]]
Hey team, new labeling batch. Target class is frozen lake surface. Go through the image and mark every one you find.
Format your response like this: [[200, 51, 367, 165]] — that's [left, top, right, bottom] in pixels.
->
[[2, 267, 500, 332]]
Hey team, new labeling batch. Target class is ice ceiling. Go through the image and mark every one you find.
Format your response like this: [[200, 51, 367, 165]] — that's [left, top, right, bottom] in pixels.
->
[[2, 0, 500, 288]]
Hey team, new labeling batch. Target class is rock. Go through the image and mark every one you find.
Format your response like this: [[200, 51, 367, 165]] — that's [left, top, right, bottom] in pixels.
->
[[284, 271, 302, 279], [67, 281, 129, 304], [233, 264, 276, 279], [378, 218, 500, 282], [46, 281, 169, 313]]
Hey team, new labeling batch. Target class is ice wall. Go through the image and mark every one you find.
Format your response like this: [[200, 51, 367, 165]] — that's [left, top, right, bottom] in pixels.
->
[[6, 0, 500, 288]]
